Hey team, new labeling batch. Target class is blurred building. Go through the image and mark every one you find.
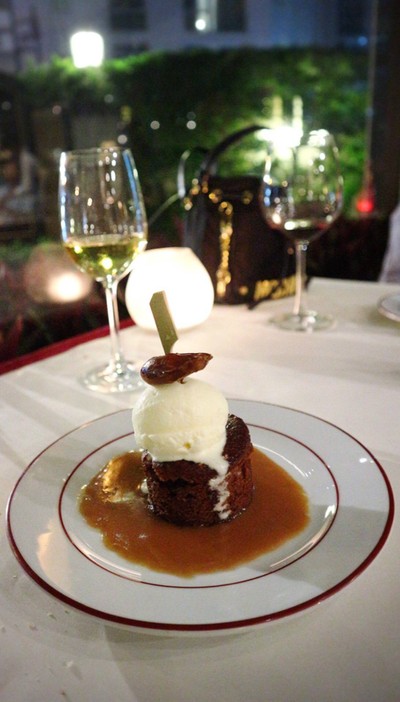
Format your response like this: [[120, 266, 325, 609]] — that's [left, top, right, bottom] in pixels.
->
[[0, 0, 372, 73]]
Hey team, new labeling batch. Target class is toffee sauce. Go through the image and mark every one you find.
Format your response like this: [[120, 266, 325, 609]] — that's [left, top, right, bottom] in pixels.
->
[[79, 449, 309, 577]]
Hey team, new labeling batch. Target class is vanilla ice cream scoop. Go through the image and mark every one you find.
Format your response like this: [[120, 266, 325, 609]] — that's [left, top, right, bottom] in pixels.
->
[[132, 377, 229, 474]]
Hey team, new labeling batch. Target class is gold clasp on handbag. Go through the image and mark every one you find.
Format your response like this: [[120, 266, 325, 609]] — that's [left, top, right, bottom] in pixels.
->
[[241, 190, 253, 205], [216, 201, 233, 300], [208, 188, 222, 204], [183, 180, 202, 210]]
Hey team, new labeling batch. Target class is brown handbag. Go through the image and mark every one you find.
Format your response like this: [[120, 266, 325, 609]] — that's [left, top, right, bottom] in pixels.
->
[[179, 125, 296, 306]]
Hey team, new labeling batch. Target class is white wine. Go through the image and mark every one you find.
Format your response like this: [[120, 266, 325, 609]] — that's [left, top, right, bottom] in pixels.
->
[[59, 146, 148, 391], [64, 235, 146, 281]]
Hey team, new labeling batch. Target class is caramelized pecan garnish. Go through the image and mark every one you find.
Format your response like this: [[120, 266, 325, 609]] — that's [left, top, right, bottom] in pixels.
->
[[140, 352, 212, 385]]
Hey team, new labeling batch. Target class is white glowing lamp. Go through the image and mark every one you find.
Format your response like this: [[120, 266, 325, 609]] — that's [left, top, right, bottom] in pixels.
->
[[70, 31, 104, 68], [23, 243, 93, 304], [125, 247, 214, 331]]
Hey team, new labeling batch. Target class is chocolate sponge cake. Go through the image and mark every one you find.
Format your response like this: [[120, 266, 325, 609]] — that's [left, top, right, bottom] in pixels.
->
[[142, 414, 253, 526]]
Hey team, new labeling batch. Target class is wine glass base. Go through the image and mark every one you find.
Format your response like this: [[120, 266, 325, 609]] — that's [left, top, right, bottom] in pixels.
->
[[270, 311, 335, 332], [81, 361, 143, 394]]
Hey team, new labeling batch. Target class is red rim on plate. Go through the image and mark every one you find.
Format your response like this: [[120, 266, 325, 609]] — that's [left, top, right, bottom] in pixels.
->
[[6, 402, 394, 634]]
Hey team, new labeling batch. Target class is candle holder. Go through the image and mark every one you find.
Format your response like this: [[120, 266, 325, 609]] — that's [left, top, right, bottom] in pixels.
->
[[125, 247, 214, 330]]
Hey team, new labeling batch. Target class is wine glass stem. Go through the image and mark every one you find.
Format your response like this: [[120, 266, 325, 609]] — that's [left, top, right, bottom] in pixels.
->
[[293, 240, 309, 317], [103, 278, 126, 374]]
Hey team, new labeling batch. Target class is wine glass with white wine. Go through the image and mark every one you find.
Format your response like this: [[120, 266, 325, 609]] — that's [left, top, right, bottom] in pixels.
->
[[260, 130, 343, 331], [59, 145, 147, 392]]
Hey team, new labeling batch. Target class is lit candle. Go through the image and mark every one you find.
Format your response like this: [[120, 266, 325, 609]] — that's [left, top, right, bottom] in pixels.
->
[[125, 247, 214, 331]]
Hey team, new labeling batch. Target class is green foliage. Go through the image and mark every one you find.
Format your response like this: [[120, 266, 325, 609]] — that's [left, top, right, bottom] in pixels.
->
[[20, 56, 113, 110], [20, 48, 369, 220]]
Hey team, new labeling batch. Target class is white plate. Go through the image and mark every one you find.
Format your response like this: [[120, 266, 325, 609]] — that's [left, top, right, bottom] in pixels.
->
[[378, 292, 400, 322], [7, 401, 394, 635]]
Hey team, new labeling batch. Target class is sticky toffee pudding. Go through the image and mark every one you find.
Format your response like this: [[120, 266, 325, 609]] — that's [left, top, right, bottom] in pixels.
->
[[79, 448, 309, 577], [79, 352, 310, 577], [132, 352, 254, 526]]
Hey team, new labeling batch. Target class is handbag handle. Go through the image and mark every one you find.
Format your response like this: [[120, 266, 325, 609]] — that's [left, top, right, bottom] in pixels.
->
[[177, 145, 208, 200], [177, 124, 265, 199], [199, 124, 265, 177]]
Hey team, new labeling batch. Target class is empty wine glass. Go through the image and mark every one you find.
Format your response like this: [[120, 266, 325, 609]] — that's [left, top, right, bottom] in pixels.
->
[[59, 145, 147, 392], [260, 130, 343, 331]]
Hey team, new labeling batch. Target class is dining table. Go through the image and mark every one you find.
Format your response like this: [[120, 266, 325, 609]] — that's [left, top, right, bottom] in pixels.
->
[[1, 276, 399, 702]]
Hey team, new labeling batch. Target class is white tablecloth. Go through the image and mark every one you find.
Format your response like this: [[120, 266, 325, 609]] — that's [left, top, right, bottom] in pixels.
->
[[1, 278, 400, 702]]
